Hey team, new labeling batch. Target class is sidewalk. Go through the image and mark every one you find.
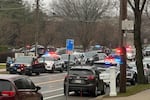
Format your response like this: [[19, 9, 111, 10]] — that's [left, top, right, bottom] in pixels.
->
[[93, 89, 150, 100]]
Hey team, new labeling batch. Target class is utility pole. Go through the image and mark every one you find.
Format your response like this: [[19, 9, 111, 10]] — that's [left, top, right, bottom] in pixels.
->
[[35, 0, 40, 56], [119, 0, 127, 93]]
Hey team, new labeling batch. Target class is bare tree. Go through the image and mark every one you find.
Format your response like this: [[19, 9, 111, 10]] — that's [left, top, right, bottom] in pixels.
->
[[50, 0, 114, 51], [128, 0, 147, 84]]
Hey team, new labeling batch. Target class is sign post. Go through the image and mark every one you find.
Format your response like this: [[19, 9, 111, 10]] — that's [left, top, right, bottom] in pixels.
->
[[65, 39, 74, 100]]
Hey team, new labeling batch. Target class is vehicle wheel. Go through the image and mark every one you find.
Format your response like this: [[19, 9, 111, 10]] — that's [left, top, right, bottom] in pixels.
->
[[41, 96, 43, 100], [74, 91, 80, 95], [101, 84, 106, 95], [51, 65, 55, 73], [36, 72, 40, 75], [60, 65, 64, 73], [145, 76, 148, 83], [27, 70, 32, 76], [9, 71, 15, 74], [92, 86, 98, 97], [130, 74, 137, 85], [116, 74, 120, 87]]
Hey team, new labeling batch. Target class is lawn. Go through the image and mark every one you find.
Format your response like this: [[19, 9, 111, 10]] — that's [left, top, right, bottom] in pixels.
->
[[104, 84, 150, 98], [0, 63, 6, 69], [117, 84, 150, 97]]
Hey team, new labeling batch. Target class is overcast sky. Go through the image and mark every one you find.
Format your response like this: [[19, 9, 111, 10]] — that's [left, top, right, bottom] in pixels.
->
[[22, 0, 119, 16], [23, 0, 52, 8]]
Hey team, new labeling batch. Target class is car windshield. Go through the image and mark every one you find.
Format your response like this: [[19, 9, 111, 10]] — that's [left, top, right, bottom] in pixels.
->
[[69, 69, 93, 76], [15, 56, 33, 64], [61, 54, 76, 61], [39, 57, 54, 62], [0, 80, 13, 92], [84, 51, 97, 58], [145, 47, 150, 50], [97, 53, 106, 59]]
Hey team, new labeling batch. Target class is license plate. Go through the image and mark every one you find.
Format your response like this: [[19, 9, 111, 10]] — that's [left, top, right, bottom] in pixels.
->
[[17, 69, 21, 72], [74, 80, 81, 83]]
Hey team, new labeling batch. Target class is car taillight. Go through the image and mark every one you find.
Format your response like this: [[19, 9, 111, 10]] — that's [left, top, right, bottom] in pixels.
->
[[1, 91, 15, 96], [87, 75, 95, 80], [19, 64, 25, 70]]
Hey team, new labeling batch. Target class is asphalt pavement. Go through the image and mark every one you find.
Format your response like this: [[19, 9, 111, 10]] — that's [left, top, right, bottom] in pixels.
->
[[1, 68, 150, 100]]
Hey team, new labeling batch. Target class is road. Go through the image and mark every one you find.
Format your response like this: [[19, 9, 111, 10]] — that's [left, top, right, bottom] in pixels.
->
[[30, 72, 105, 100]]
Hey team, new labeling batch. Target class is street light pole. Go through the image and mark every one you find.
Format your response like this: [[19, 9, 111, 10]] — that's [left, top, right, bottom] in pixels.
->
[[119, 0, 127, 93], [35, 0, 40, 56]]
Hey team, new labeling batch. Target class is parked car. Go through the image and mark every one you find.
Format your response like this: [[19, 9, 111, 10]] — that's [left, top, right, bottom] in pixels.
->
[[6, 57, 14, 71], [0, 74, 43, 100], [84, 51, 98, 65], [9, 56, 45, 76], [143, 46, 150, 56], [38, 55, 65, 73], [98, 63, 137, 86], [61, 54, 77, 70], [104, 54, 121, 64], [63, 66, 106, 97], [128, 60, 150, 83], [126, 46, 136, 61]]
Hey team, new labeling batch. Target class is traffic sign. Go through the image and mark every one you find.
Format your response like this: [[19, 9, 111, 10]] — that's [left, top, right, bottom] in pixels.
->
[[122, 19, 134, 30], [66, 39, 74, 51]]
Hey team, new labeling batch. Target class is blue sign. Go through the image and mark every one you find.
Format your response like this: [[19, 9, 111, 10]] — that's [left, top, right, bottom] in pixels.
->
[[66, 39, 74, 51]]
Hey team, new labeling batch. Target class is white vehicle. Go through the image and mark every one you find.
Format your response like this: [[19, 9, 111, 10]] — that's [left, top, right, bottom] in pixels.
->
[[38, 55, 65, 73], [126, 48, 136, 61], [98, 64, 137, 86], [128, 59, 150, 82], [143, 46, 150, 56]]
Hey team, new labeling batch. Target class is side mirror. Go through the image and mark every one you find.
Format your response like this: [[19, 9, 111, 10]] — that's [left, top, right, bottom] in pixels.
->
[[35, 86, 41, 92]]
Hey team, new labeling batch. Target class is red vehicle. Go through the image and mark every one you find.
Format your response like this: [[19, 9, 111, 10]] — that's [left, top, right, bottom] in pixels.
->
[[0, 74, 43, 100]]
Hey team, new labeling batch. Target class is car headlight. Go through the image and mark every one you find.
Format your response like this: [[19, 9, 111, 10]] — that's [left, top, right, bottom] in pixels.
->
[[26, 64, 31, 67], [89, 58, 93, 61], [10, 64, 14, 67]]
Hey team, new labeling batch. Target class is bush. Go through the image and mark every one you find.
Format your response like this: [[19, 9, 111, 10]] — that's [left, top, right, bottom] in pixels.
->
[[0, 52, 15, 63], [0, 46, 9, 52]]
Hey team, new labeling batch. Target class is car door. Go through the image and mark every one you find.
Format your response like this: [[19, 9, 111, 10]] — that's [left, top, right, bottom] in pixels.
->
[[32, 58, 45, 73], [54, 58, 62, 68], [14, 78, 33, 100], [14, 78, 40, 100], [26, 78, 41, 100]]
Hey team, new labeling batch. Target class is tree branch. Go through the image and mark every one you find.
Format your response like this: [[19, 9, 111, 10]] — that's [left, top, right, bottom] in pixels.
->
[[128, 0, 135, 11], [141, 0, 146, 12]]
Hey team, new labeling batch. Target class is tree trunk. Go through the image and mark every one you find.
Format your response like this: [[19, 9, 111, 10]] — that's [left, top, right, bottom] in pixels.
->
[[134, 10, 146, 84]]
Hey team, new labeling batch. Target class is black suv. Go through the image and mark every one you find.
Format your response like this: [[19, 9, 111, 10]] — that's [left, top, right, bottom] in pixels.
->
[[64, 66, 106, 97]]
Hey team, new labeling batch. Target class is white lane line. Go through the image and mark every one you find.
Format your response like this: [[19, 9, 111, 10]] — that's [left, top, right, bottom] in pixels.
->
[[35, 79, 64, 85], [41, 88, 63, 94], [43, 92, 74, 100], [30, 73, 67, 79], [44, 94, 64, 100]]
